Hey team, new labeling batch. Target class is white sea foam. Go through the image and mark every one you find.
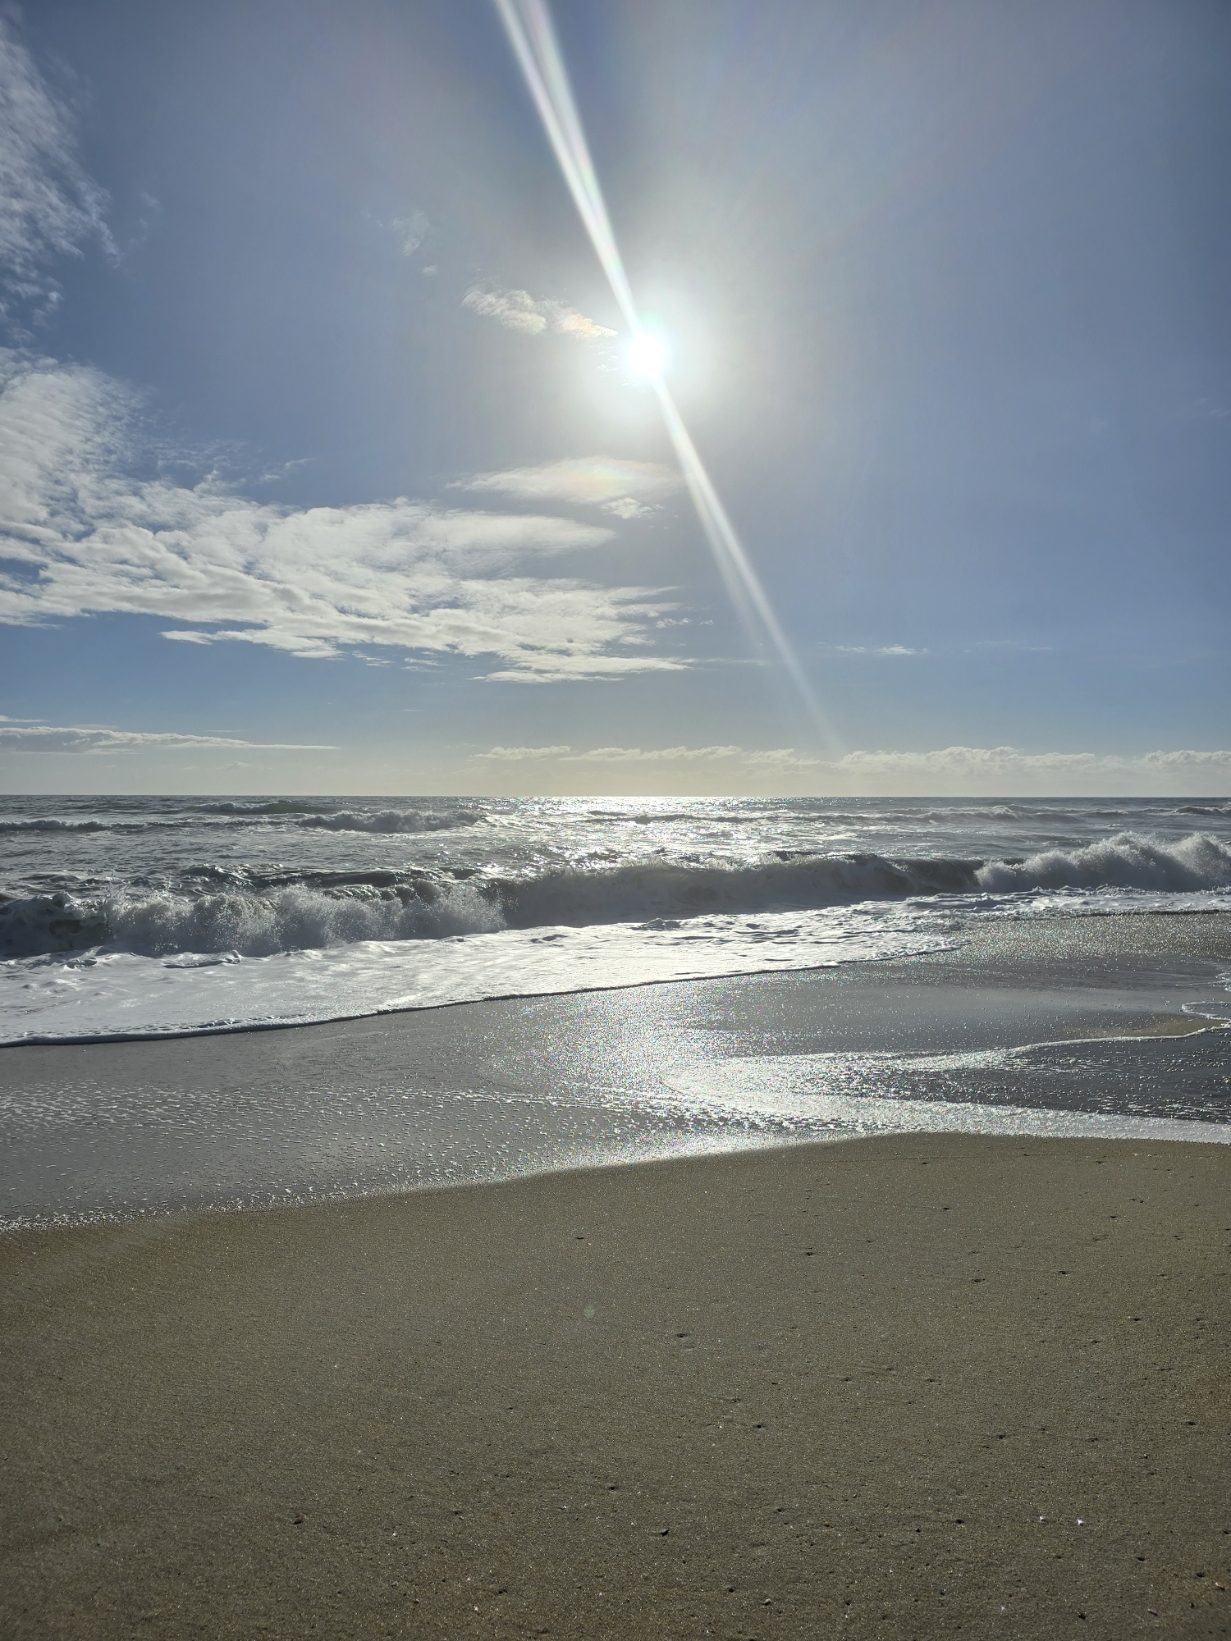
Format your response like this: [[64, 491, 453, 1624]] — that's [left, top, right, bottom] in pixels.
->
[[3, 796, 1230, 1043], [195, 799, 480, 832], [0, 904, 952, 1044], [294, 807, 479, 834], [976, 831, 1231, 893], [0, 882, 501, 960], [3, 832, 1230, 964]]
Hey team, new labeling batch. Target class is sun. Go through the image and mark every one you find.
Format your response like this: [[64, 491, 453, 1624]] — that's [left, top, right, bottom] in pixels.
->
[[624, 329, 669, 380]]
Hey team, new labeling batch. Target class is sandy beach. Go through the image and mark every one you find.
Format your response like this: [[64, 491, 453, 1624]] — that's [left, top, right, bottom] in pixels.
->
[[3, 1133, 1228, 1639]]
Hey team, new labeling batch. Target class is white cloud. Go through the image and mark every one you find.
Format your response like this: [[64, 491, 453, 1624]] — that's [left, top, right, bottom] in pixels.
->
[[463, 285, 547, 335], [0, 720, 334, 755], [462, 284, 615, 340], [478, 744, 575, 761], [604, 497, 654, 521], [476, 743, 818, 765], [471, 742, 1231, 793], [0, 351, 687, 683], [837, 745, 1167, 775], [822, 643, 928, 657], [0, 15, 114, 325], [390, 209, 430, 257], [572, 744, 744, 763], [460, 457, 681, 511], [481, 654, 688, 685], [549, 306, 616, 341], [825, 745, 1231, 793]]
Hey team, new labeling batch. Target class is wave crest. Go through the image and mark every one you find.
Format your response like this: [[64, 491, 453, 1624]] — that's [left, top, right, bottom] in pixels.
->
[[295, 808, 479, 834], [3, 831, 1227, 961], [0, 883, 501, 960], [975, 831, 1231, 893]]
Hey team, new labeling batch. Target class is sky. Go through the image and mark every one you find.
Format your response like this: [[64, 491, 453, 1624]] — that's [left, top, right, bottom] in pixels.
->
[[0, 0, 1228, 796]]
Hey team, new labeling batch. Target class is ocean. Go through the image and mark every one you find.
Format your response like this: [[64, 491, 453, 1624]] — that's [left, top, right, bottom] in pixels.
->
[[2, 793, 1230, 1045], [3, 793, 1231, 1223]]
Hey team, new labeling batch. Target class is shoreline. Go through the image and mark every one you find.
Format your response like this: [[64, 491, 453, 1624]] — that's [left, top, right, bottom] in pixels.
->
[[4, 1133, 1228, 1639], [5, 903, 1231, 1054], [4, 912, 1230, 1229]]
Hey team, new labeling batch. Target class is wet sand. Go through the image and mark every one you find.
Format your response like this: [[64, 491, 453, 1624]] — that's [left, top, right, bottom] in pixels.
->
[[3, 1133, 1228, 1639], [4, 912, 1231, 1226]]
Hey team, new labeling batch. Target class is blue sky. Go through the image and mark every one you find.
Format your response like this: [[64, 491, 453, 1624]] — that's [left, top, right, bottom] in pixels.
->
[[0, 0, 1228, 795]]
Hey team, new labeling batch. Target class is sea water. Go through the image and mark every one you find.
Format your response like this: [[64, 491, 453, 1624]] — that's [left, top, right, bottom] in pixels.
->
[[3, 794, 1230, 1044]]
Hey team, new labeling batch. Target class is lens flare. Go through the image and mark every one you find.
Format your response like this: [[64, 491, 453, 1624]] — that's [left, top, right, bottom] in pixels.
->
[[625, 330, 668, 380], [492, 0, 838, 754]]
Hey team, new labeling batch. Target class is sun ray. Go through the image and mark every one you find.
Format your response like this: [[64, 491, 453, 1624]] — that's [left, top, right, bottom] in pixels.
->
[[492, 0, 839, 753]]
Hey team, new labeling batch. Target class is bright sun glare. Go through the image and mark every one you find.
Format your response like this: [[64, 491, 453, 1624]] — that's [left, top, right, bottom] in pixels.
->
[[625, 329, 668, 379]]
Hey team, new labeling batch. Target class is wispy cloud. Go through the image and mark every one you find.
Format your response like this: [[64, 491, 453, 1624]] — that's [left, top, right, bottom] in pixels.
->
[[831, 745, 1231, 778], [603, 497, 654, 521], [0, 720, 335, 755], [0, 15, 114, 327], [478, 744, 819, 765], [0, 351, 687, 684], [459, 457, 681, 512], [823, 643, 928, 658], [462, 283, 615, 340], [390, 208, 430, 257], [481, 654, 688, 686]]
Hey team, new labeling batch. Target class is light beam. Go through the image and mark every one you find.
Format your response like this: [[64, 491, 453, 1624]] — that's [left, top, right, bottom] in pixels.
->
[[493, 0, 838, 752]]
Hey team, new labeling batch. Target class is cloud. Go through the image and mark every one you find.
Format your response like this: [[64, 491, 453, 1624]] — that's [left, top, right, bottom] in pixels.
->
[[476, 743, 818, 765], [0, 720, 334, 755], [0, 15, 114, 326], [830, 745, 1229, 775], [459, 457, 681, 511], [824, 745, 1231, 793], [549, 306, 616, 341], [462, 283, 615, 340], [480, 654, 688, 685], [472, 742, 1231, 792], [822, 643, 928, 657], [0, 351, 688, 683], [390, 209, 430, 257], [604, 497, 654, 521]]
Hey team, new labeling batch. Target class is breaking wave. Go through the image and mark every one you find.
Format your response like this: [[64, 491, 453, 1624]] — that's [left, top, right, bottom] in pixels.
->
[[975, 831, 1231, 894], [0, 817, 179, 835], [198, 801, 481, 833], [294, 808, 479, 834], [0, 881, 501, 959], [2, 831, 1227, 961], [0, 818, 115, 834], [197, 799, 329, 816]]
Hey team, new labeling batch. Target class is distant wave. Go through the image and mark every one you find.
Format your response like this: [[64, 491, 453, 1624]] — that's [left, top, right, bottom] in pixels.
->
[[0, 803, 483, 837], [197, 799, 327, 817], [201, 800, 481, 832], [294, 808, 480, 834], [0, 817, 184, 835], [4, 831, 1227, 962], [0, 818, 115, 834]]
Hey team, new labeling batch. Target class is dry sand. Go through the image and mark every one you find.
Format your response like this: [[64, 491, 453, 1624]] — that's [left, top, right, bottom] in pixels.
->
[[3, 1134, 1228, 1639]]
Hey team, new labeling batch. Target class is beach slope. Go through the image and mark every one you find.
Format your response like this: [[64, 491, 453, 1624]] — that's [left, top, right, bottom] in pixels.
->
[[3, 1134, 1228, 1639]]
